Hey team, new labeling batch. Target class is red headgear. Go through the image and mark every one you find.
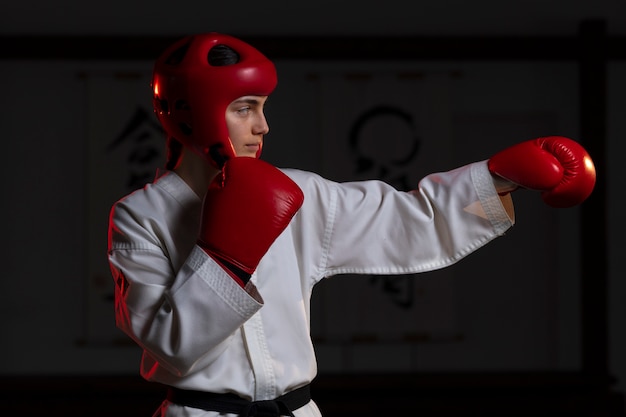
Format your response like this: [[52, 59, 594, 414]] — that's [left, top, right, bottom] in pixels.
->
[[152, 32, 277, 168]]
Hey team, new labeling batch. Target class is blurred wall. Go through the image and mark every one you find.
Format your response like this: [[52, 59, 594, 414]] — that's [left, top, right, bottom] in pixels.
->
[[0, 0, 624, 402]]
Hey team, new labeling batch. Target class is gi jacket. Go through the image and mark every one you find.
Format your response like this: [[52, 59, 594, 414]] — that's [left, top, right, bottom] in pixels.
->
[[108, 161, 514, 417]]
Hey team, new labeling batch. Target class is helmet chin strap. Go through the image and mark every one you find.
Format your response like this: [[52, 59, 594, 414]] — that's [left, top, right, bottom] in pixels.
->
[[208, 138, 238, 169]]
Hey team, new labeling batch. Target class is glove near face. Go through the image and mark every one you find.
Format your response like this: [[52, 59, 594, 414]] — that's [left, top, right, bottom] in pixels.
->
[[488, 136, 596, 208], [198, 157, 305, 285]]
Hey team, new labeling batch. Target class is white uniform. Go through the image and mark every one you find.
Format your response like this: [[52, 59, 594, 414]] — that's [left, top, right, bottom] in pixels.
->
[[108, 161, 514, 417]]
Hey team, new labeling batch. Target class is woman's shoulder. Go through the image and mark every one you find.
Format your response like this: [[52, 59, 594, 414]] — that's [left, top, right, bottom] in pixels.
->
[[280, 167, 334, 189], [111, 170, 198, 219]]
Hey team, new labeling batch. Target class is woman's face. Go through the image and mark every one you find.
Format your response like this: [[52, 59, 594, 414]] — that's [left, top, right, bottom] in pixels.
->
[[225, 95, 270, 158]]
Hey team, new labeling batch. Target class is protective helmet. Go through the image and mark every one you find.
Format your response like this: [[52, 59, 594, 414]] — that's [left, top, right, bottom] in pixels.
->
[[152, 32, 277, 168]]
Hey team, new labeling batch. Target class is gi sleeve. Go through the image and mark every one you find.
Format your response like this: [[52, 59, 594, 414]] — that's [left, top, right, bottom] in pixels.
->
[[108, 201, 263, 377], [314, 160, 514, 277]]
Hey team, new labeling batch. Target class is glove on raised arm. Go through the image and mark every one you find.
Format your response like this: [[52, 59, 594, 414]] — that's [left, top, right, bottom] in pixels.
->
[[198, 157, 304, 286], [488, 136, 596, 208]]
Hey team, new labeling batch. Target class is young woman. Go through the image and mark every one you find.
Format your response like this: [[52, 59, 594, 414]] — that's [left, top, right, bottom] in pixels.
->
[[108, 33, 595, 417]]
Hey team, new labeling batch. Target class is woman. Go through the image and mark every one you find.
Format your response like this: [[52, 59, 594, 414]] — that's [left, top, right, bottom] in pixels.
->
[[108, 32, 595, 417]]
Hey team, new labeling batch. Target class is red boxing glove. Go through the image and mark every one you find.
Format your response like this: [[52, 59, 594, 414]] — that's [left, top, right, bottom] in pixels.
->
[[488, 136, 596, 208], [198, 157, 304, 286]]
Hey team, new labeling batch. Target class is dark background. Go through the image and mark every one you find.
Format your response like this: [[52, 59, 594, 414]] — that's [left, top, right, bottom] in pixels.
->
[[1, 1, 625, 415]]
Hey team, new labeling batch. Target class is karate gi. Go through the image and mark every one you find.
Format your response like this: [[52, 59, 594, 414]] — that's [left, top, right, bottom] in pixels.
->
[[108, 160, 514, 417]]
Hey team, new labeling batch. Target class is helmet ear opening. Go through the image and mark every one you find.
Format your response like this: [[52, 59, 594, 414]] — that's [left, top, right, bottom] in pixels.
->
[[174, 100, 192, 136]]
